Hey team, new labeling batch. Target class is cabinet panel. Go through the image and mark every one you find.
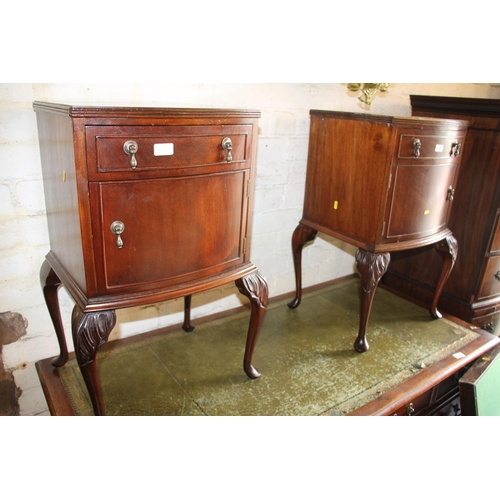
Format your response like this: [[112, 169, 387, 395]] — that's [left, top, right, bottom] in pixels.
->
[[488, 211, 500, 253], [477, 256, 500, 301], [386, 163, 457, 239], [92, 171, 248, 293]]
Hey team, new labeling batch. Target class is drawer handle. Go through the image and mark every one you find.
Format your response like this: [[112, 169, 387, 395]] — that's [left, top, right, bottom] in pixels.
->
[[406, 403, 415, 416], [451, 142, 461, 157], [412, 138, 421, 158], [495, 271, 500, 282], [221, 137, 233, 163], [123, 140, 139, 169], [447, 186, 455, 202], [110, 221, 125, 249]]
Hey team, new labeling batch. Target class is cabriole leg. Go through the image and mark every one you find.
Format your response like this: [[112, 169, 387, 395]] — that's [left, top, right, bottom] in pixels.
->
[[71, 306, 116, 416], [355, 249, 391, 353], [40, 259, 68, 367], [431, 235, 458, 319], [236, 271, 269, 379], [287, 223, 318, 309]]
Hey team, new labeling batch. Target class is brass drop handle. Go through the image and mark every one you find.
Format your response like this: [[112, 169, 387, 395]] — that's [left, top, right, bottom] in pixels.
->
[[451, 142, 461, 157], [123, 140, 139, 169], [495, 271, 500, 282], [447, 186, 455, 202], [406, 403, 415, 416], [222, 137, 233, 163], [412, 138, 421, 158], [110, 221, 125, 248]]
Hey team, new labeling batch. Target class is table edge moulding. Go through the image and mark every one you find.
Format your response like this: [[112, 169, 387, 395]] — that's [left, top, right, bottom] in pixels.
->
[[288, 109, 469, 354], [34, 101, 268, 416]]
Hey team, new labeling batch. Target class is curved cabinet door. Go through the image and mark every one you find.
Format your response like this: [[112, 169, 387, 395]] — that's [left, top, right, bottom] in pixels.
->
[[90, 170, 249, 295], [385, 161, 458, 242]]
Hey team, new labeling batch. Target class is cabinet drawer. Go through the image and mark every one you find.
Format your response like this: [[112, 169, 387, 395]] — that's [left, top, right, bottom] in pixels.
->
[[86, 125, 251, 178], [398, 133, 464, 160], [477, 256, 500, 301], [392, 390, 433, 416]]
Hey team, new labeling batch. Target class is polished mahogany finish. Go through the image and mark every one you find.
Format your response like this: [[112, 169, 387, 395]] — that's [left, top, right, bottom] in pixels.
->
[[384, 96, 500, 332], [289, 110, 468, 351], [34, 102, 268, 415]]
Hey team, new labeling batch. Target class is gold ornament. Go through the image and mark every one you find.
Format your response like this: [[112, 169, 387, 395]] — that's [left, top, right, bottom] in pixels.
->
[[347, 83, 389, 105]]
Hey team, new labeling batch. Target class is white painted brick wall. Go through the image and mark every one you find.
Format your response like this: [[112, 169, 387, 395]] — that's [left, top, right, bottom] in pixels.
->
[[2, 83, 500, 415]]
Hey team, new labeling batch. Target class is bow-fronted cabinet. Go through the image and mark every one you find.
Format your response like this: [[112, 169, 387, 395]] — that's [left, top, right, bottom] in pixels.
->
[[289, 110, 468, 351], [34, 102, 268, 415]]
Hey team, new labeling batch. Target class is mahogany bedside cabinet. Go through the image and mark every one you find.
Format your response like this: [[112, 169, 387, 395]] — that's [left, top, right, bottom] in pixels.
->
[[34, 102, 268, 416], [384, 96, 500, 333], [288, 110, 468, 353]]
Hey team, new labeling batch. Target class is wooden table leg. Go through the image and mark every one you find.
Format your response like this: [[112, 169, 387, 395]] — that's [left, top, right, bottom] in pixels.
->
[[431, 234, 458, 319], [236, 270, 268, 379], [287, 223, 318, 309], [355, 249, 391, 353], [40, 259, 68, 368], [71, 306, 116, 416]]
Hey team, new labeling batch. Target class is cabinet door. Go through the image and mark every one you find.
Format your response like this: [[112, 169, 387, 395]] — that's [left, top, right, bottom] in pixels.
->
[[90, 170, 249, 294], [385, 162, 458, 241]]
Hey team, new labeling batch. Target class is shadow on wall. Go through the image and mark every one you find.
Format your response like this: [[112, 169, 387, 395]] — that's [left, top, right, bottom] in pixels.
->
[[0, 312, 26, 416]]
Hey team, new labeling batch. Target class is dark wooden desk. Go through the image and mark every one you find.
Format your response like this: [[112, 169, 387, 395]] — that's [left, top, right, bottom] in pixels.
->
[[349, 322, 500, 416]]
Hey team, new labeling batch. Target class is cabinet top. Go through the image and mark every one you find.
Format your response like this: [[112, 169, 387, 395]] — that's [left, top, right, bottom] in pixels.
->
[[310, 109, 469, 128], [410, 94, 500, 118], [32, 101, 261, 118]]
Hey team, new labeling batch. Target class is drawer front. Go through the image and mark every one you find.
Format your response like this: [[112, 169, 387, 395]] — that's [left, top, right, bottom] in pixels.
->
[[385, 162, 458, 240], [477, 256, 500, 300], [398, 133, 465, 160], [86, 125, 251, 178], [90, 170, 249, 294], [392, 391, 433, 416]]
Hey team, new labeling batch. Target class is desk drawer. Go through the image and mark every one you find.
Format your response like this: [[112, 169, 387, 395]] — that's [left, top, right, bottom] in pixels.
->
[[86, 125, 250, 178], [397, 133, 464, 160]]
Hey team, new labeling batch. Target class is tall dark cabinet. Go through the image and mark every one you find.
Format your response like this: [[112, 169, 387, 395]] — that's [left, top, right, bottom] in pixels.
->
[[383, 95, 500, 332]]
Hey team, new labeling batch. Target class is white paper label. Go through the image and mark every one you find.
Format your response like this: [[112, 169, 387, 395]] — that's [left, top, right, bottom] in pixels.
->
[[435, 144, 444, 153], [154, 143, 174, 156]]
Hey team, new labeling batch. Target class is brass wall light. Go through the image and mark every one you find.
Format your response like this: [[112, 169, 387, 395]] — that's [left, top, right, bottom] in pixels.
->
[[347, 83, 389, 105]]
